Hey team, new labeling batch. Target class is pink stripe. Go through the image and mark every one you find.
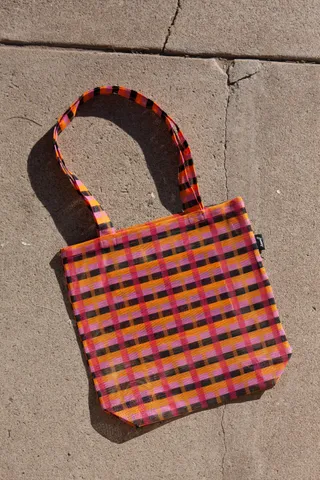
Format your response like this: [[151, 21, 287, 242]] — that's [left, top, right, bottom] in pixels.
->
[[122, 230, 175, 421]]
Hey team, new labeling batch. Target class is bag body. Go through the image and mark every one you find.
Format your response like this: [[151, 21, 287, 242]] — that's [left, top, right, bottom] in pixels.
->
[[54, 86, 292, 427]]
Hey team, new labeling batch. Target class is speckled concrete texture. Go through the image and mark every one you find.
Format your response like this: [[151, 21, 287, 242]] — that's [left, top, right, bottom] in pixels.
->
[[3, 1, 320, 61], [223, 60, 320, 479], [166, 0, 320, 59], [0, 0, 177, 51]]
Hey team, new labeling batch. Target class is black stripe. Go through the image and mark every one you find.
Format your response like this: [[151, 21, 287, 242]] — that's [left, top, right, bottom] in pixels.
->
[[146, 99, 154, 109], [179, 178, 198, 191], [67, 109, 74, 120], [129, 90, 137, 100], [91, 205, 101, 213], [178, 158, 193, 172], [98, 221, 114, 232], [182, 198, 202, 210]]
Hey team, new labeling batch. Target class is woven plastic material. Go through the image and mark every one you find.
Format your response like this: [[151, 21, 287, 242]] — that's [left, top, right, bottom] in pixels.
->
[[54, 86, 292, 427]]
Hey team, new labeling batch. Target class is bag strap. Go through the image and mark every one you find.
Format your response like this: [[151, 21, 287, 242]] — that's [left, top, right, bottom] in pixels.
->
[[53, 86, 204, 237]]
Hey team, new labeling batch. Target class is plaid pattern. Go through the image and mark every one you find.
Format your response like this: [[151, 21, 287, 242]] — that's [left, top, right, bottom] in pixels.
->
[[56, 87, 292, 427]]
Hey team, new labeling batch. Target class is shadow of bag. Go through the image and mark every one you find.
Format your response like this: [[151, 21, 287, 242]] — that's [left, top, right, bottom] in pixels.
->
[[53, 86, 292, 427]]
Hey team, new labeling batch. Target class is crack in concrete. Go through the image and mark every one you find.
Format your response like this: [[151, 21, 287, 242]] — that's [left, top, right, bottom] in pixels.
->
[[31, 302, 61, 315], [223, 63, 232, 200], [229, 69, 260, 85], [221, 404, 227, 479], [7, 116, 42, 127], [162, 0, 182, 53]]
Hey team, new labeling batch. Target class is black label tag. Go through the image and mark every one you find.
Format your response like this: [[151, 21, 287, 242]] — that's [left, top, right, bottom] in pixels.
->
[[255, 234, 265, 253]]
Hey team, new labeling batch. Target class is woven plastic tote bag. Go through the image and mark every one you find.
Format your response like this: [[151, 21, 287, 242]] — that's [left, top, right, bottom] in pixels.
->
[[53, 86, 292, 427]]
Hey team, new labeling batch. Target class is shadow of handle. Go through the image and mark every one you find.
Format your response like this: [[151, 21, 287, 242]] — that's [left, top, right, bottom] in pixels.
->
[[28, 129, 98, 245], [28, 95, 184, 246]]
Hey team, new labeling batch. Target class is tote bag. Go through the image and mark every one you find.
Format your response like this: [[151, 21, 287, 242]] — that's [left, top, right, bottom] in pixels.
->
[[53, 86, 292, 427]]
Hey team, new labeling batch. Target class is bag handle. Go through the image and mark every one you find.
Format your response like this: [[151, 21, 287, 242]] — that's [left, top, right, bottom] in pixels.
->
[[53, 86, 204, 237]]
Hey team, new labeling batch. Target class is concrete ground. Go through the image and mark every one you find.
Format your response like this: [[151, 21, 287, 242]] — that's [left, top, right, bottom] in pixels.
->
[[0, 2, 319, 480]]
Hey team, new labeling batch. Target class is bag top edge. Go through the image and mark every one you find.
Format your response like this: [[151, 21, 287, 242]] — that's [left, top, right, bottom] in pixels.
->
[[61, 196, 245, 254]]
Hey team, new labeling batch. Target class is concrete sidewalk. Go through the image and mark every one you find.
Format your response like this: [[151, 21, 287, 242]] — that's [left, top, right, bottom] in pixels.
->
[[1, 3, 319, 480], [2, 1, 320, 59]]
